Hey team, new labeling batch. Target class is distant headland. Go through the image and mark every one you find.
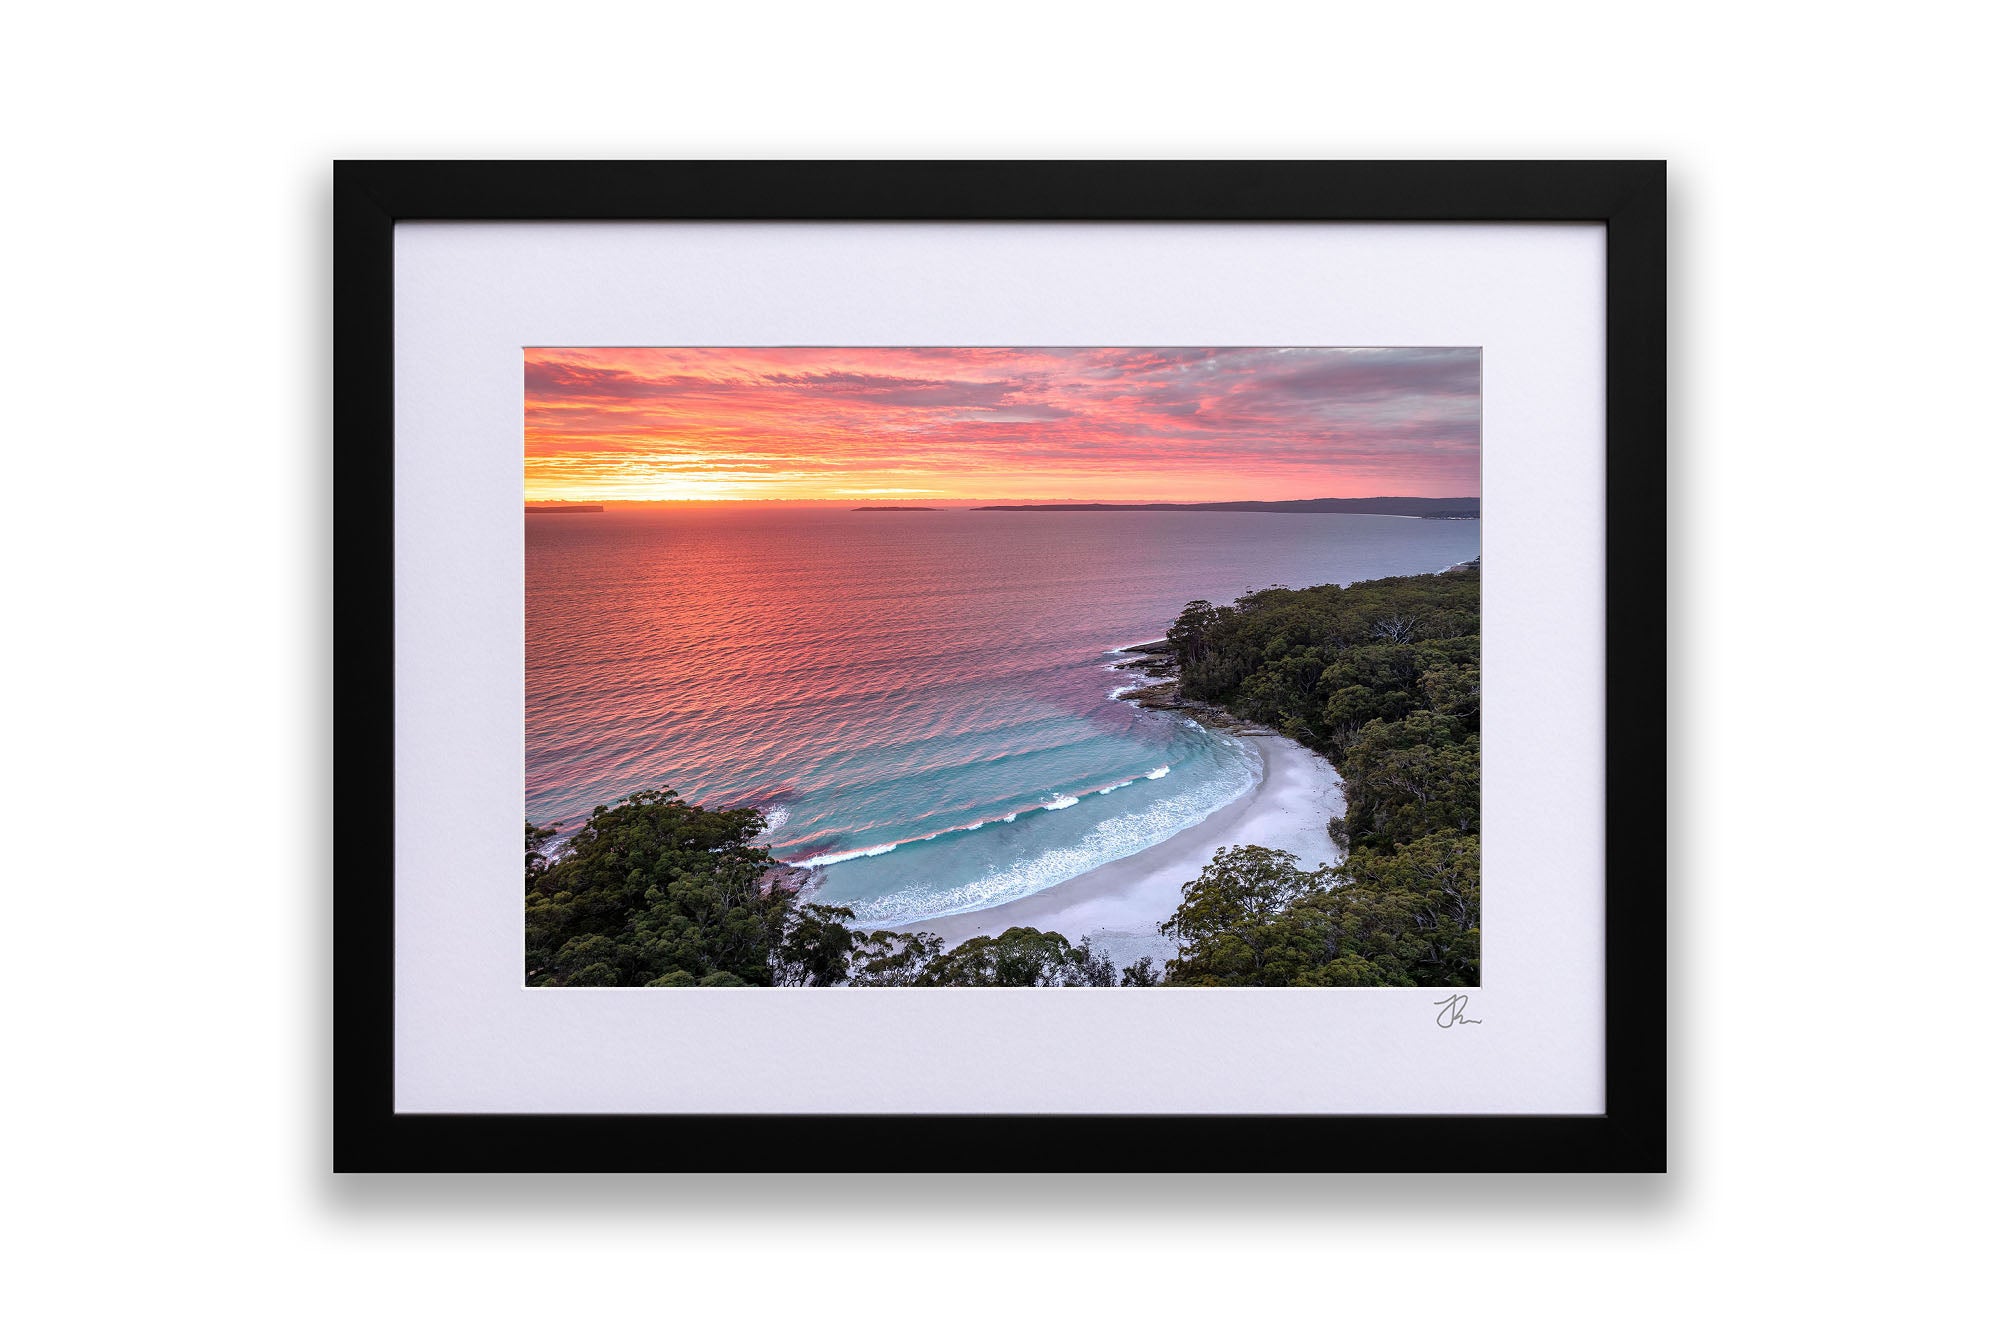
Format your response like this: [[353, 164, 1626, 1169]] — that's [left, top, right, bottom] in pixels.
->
[[972, 497, 1479, 518], [525, 504, 604, 514]]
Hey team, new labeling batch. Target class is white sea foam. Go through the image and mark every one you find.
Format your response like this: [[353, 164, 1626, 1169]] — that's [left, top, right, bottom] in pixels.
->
[[840, 755, 1259, 928], [1043, 794, 1079, 810], [792, 810, 1005, 865], [1146, 765, 1171, 779], [1108, 684, 1141, 699], [1098, 779, 1135, 794], [1000, 812, 1017, 822], [760, 804, 791, 834], [792, 841, 900, 869], [789, 803, 1015, 865]]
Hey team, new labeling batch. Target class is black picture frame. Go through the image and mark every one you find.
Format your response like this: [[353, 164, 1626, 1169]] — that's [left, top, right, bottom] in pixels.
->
[[336, 160, 1665, 1173]]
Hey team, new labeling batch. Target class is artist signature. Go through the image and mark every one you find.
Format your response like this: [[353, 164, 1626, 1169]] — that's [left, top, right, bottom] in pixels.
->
[[1433, 993, 1482, 1028]]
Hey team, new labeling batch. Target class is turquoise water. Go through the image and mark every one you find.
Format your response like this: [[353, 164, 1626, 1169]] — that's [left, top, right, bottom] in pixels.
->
[[527, 508, 1479, 927]]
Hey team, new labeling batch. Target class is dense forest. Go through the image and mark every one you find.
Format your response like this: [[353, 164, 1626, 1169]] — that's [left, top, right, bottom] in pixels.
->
[[1162, 563, 1480, 985], [526, 565, 1478, 987]]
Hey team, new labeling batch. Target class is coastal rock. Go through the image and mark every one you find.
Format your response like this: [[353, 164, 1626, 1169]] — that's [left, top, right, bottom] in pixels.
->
[[1138, 686, 1274, 735], [1111, 652, 1178, 678], [760, 863, 819, 898], [1113, 638, 1277, 737]]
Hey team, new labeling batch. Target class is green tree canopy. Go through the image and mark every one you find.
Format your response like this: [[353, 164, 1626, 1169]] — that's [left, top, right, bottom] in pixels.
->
[[1160, 837, 1480, 987], [1162, 563, 1480, 984], [848, 929, 947, 986], [526, 788, 792, 987], [773, 902, 859, 987]]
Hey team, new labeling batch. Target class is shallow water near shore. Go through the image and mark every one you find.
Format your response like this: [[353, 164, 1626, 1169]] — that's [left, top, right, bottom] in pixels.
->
[[528, 507, 1478, 926]]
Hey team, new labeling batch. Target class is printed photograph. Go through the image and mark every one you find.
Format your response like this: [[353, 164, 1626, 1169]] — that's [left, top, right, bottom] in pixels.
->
[[525, 347, 1480, 987]]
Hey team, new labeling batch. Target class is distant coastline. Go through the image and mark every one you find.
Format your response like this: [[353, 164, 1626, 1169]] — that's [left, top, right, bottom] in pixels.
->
[[853, 505, 938, 511], [973, 496, 1478, 518], [525, 504, 603, 514]]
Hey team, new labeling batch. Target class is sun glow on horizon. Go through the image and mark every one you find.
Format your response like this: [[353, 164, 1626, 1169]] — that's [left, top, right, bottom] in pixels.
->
[[525, 346, 1480, 504]]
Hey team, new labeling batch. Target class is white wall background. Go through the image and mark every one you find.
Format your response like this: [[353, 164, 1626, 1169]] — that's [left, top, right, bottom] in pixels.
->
[[3, 2, 1989, 1329]]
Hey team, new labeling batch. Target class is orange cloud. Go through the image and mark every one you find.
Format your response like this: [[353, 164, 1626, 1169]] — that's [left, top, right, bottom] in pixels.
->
[[525, 347, 1479, 503]]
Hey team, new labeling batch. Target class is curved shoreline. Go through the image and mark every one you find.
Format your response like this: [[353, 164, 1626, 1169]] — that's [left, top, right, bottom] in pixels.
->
[[908, 727, 1345, 964]]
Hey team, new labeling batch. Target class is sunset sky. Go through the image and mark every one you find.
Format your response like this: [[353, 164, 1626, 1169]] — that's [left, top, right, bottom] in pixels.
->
[[524, 346, 1480, 503]]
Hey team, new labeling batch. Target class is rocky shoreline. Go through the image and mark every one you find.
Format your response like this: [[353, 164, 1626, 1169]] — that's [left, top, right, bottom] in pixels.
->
[[1109, 640, 1275, 736]]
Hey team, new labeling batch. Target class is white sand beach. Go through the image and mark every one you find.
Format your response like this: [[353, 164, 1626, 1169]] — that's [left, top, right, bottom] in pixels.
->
[[910, 729, 1345, 967]]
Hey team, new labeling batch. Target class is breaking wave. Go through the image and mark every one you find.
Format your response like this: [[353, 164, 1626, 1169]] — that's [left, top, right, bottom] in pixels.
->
[[793, 841, 899, 869], [836, 738, 1259, 927]]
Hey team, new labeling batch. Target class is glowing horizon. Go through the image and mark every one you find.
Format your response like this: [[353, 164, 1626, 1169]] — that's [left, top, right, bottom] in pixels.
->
[[525, 347, 1480, 504]]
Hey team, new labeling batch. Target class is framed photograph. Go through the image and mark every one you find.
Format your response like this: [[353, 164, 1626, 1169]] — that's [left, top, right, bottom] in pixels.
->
[[337, 161, 1665, 1171]]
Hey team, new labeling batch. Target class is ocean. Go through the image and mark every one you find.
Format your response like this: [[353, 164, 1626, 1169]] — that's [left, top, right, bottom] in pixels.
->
[[526, 507, 1480, 929]]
